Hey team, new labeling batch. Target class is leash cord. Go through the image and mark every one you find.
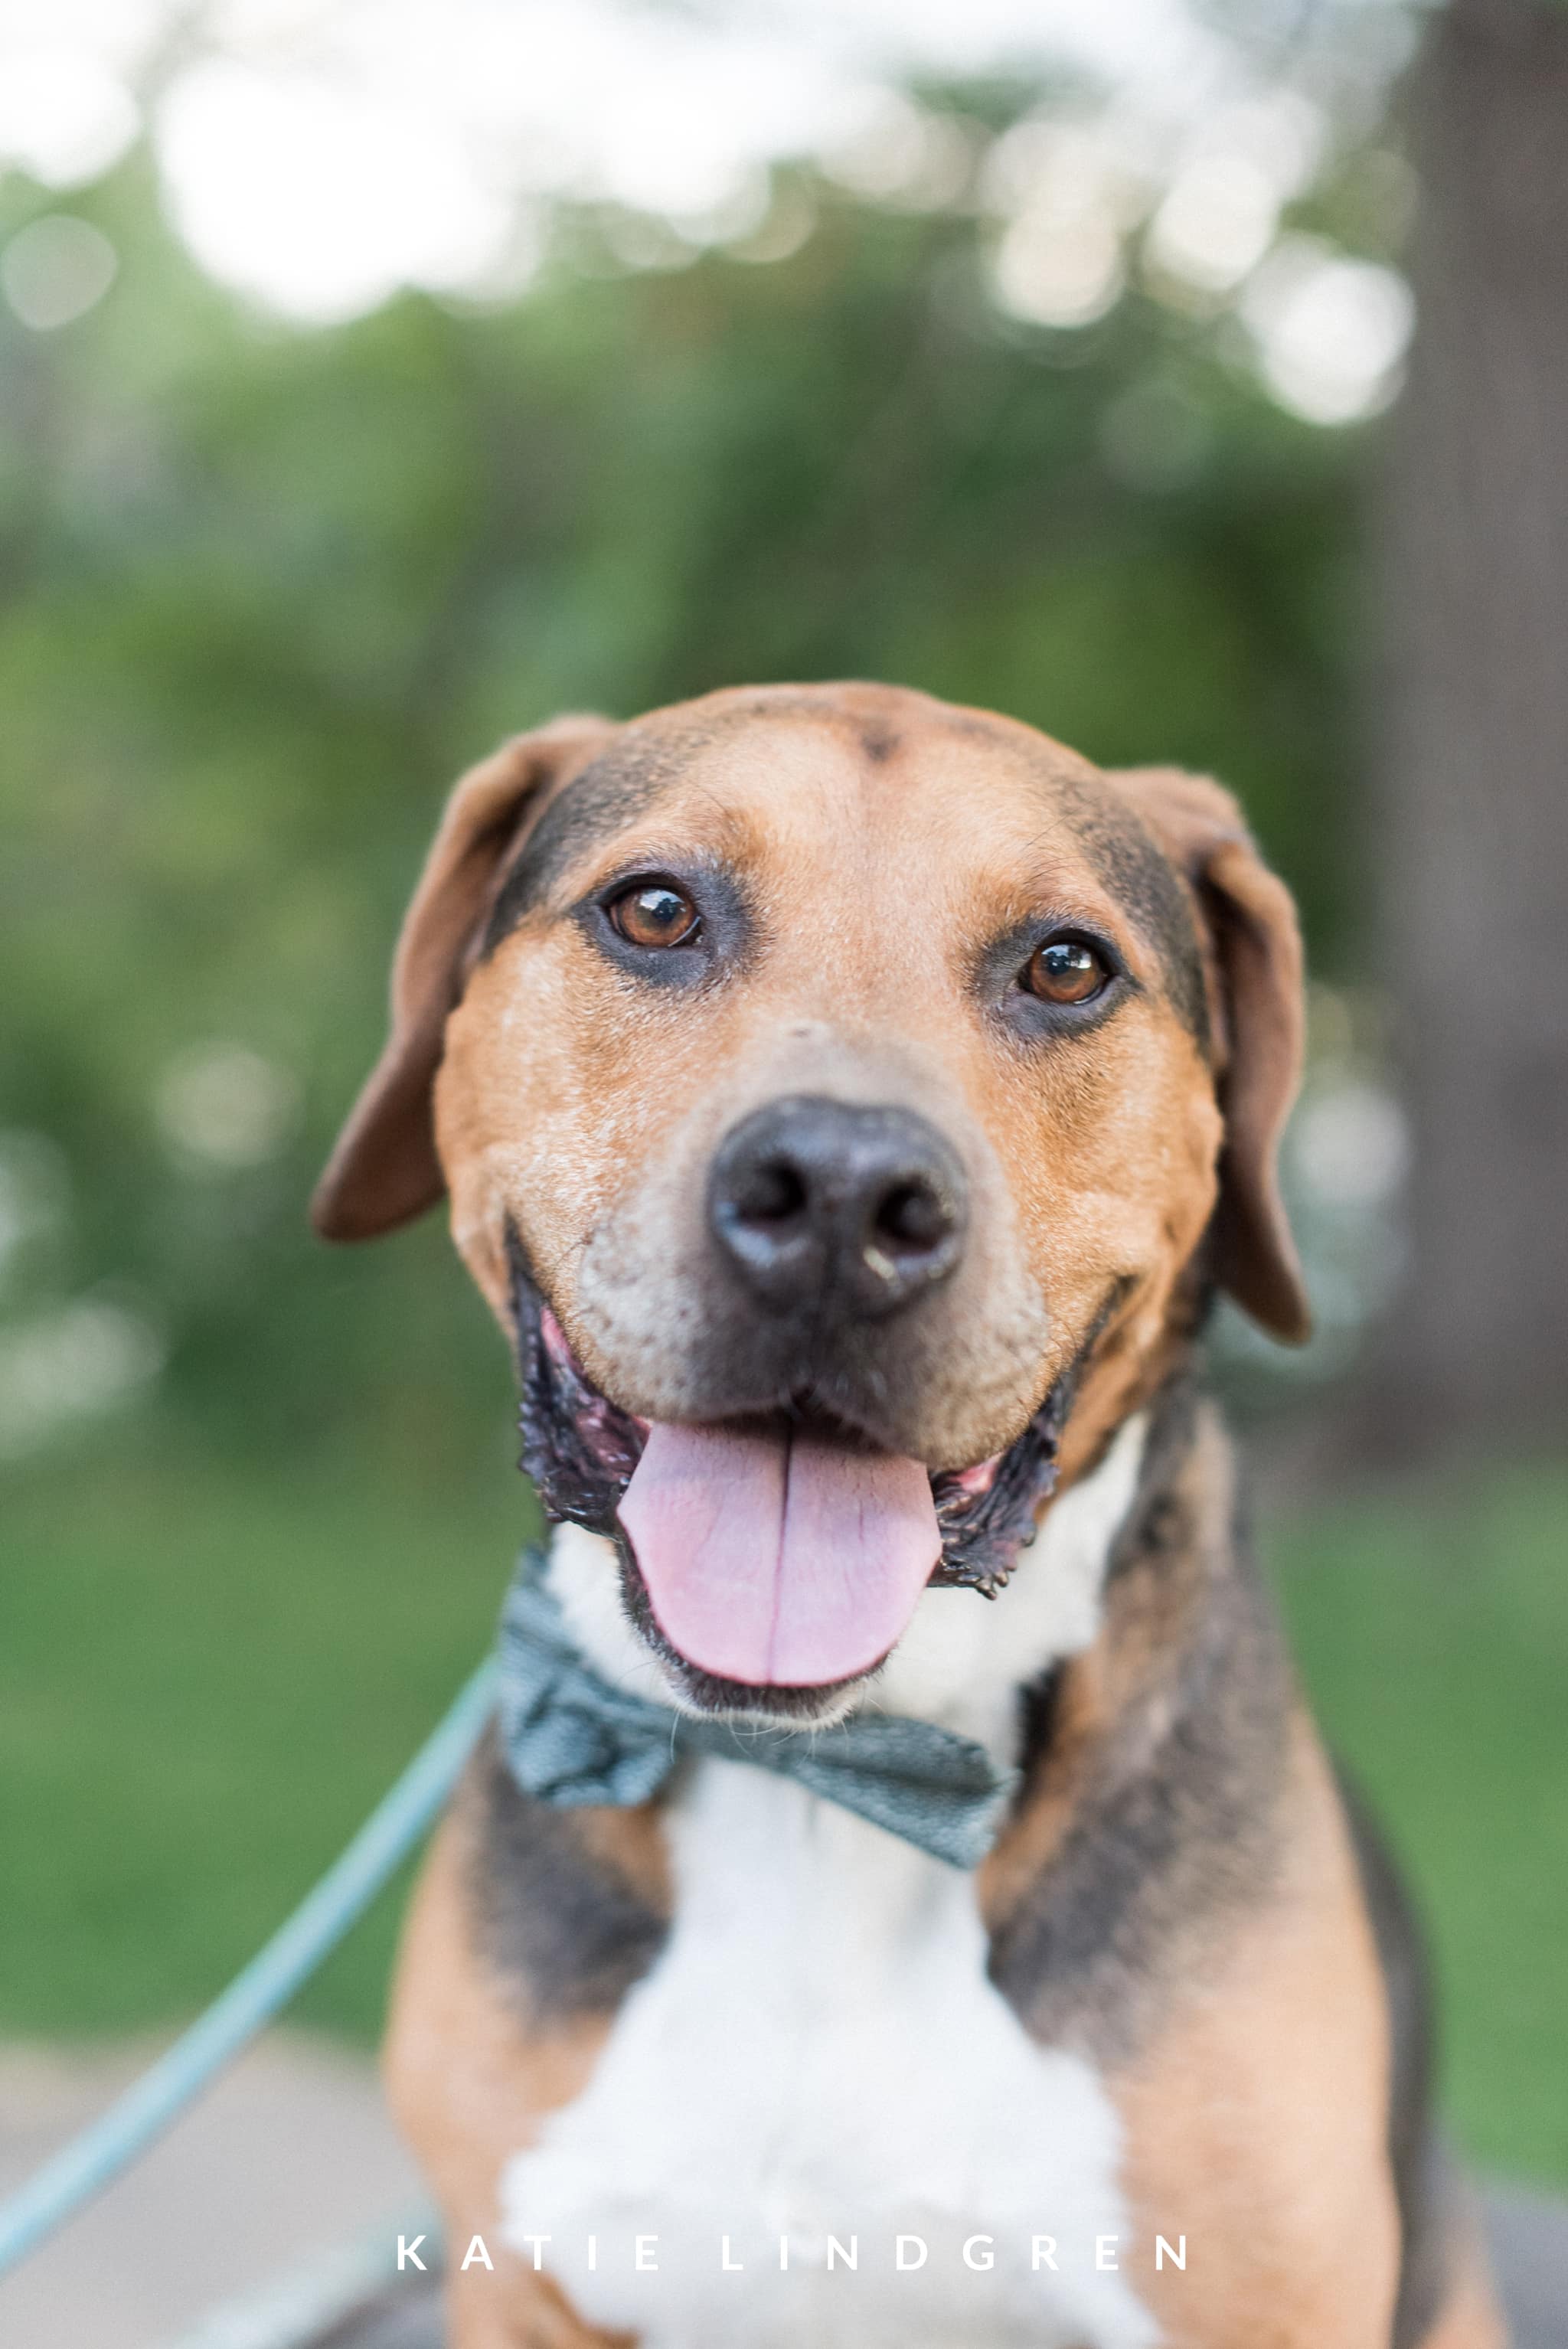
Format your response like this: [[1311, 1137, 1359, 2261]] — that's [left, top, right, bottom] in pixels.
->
[[0, 1656, 498, 2280]]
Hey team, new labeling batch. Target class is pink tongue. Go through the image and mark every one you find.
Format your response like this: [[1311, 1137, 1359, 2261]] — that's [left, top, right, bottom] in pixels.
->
[[617, 1423, 941, 1687]]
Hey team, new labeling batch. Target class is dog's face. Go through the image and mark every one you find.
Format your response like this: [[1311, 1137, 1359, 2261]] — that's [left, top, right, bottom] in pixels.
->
[[317, 684, 1306, 1713]]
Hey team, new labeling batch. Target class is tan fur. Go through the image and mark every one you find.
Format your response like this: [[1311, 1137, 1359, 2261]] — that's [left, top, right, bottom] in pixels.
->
[[1116, 1718, 1401, 2347]]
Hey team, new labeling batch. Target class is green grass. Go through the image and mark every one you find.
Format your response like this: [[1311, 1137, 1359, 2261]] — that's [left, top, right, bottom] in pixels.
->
[[1269, 1463, 1568, 2189], [2, 1428, 1564, 2187]]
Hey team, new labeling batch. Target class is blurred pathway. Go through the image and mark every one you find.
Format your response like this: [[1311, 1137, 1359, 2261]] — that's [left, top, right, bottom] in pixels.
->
[[4, 2032, 1565, 2348], [0, 2034, 423, 2349]]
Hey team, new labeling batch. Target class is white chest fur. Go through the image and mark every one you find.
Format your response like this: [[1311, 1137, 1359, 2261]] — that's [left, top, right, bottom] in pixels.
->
[[498, 1420, 1160, 2349]]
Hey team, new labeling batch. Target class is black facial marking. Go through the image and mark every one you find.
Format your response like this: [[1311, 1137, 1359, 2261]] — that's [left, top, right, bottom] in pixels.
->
[[482, 733, 691, 953], [577, 856, 754, 992], [977, 914, 1135, 1048], [936, 733, 1209, 1048], [1066, 792, 1210, 1049], [466, 1732, 669, 2021], [861, 721, 900, 764]]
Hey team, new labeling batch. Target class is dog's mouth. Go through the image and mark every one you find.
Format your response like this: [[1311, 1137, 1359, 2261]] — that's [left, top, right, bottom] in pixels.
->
[[511, 1262, 1065, 1711]]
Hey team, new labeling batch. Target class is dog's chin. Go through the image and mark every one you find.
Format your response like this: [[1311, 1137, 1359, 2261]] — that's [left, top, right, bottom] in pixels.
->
[[510, 1255, 1066, 1717]]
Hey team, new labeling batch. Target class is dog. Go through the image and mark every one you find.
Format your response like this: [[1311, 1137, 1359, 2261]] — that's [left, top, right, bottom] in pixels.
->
[[314, 683, 1506, 2347]]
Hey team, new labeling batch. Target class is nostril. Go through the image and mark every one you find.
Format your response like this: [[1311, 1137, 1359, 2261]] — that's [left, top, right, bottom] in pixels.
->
[[734, 1158, 808, 1227], [874, 1179, 951, 1254]]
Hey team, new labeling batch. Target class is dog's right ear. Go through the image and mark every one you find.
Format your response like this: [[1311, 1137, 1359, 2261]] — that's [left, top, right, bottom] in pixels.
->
[[312, 715, 616, 1243]]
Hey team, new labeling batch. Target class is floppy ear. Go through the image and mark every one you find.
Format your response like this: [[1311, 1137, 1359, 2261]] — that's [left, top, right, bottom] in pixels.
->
[[1106, 767, 1312, 1344], [312, 715, 616, 1243]]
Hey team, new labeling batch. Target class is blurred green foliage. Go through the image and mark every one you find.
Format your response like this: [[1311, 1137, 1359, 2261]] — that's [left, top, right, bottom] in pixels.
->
[[2, 116, 1376, 1469]]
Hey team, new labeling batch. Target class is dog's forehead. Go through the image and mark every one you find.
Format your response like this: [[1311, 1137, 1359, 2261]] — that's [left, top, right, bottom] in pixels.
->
[[495, 688, 1205, 1031], [518, 689, 1153, 893], [585, 688, 1099, 839]]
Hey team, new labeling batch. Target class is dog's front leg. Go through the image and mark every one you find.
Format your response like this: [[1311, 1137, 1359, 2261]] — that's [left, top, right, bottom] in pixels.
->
[[384, 1802, 632, 2349], [1112, 1724, 1406, 2348]]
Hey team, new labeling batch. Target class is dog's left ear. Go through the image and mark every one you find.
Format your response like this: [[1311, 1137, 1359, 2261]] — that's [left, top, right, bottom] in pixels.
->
[[312, 715, 616, 1243], [1107, 766, 1312, 1344]]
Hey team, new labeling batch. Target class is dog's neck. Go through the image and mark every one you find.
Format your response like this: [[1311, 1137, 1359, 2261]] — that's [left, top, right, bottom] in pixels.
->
[[543, 1408, 1149, 1766]]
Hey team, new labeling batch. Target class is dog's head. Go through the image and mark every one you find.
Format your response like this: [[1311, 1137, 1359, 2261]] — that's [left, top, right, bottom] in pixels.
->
[[316, 684, 1307, 1714]]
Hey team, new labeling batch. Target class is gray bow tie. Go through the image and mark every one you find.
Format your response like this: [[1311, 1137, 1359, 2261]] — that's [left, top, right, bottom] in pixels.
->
[[495, 1550, 1019, 1869]]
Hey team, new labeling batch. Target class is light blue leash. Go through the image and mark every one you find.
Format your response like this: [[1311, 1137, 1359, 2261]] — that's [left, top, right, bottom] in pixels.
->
[[0, 1656, 498, 2279]]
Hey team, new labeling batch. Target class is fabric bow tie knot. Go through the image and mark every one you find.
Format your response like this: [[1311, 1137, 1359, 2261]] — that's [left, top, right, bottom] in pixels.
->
[[495, 1550, 1019, 1870]]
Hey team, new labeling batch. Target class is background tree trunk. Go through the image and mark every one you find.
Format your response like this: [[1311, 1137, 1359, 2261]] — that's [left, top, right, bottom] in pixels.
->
[[1374, 0, 1568, 1453]]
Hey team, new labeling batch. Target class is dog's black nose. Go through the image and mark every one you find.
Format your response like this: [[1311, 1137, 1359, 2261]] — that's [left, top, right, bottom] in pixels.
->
[[708, 1095, 967, 1318]]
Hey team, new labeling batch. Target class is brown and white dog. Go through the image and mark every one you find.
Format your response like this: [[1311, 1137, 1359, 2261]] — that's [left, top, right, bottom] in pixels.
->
[[315, 683, 1505, 2348]]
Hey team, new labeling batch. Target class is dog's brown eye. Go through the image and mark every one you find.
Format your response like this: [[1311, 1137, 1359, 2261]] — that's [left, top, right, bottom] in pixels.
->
[[1024, 938, 1109, 1005], [608, 882, 700, 949]]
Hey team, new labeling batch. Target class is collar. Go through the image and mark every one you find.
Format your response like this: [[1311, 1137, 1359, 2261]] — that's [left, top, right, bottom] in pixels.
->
[[495, 1549, 1020, 1870]]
